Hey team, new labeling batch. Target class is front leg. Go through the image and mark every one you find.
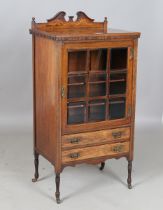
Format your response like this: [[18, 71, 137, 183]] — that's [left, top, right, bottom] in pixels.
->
[[127, 160, 132, 189], [55, 173, 61, 204], [32, 151, 39, 182]]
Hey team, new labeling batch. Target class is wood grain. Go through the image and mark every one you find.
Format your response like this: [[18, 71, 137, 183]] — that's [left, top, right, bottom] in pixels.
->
[[34, 11, 107, 34], [29, 12, 140, 41], [34, 36, 62, 172], [62, 142, 129, 164], [62, 127, 130, 149]]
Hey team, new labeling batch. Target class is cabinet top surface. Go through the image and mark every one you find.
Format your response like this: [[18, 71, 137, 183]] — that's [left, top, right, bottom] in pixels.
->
[[30, 11, 141, 41]]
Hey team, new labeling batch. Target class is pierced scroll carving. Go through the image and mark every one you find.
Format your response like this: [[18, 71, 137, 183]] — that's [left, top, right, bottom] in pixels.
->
[[47, 11, 66, 22], [30, 11, 108, 34], [76, 11, 94, 22], [47, 11, 95, 23]]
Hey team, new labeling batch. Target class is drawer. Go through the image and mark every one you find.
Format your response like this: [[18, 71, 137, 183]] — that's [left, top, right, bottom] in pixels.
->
[[62, 141, 129, 164], [62, 127, 130, 149]]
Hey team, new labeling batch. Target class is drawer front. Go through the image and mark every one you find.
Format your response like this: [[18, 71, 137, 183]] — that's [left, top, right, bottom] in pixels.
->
[[62, 127, 130, 149], [62, 141, 129, 164]]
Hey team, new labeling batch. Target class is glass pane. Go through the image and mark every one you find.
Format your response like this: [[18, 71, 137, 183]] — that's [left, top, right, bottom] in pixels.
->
[[110, 72, 126, 81], [90, 49, 107, 71], [109, 81, 126, 95], [89, 73, 106, 97], [110, 48, 127, 70], [68, 75, 86, 99], [89, 73, 106, 82], [68, 50, 87, 72], [66, 47, 128, 126], [67, 102, 85, 124], [88, 99, 106, 122], [109, 98, 126, 120], [90, 83, 106, 97]]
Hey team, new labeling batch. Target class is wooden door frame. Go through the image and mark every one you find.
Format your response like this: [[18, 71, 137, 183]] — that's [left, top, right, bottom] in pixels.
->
[[61, 41, 134, 135]]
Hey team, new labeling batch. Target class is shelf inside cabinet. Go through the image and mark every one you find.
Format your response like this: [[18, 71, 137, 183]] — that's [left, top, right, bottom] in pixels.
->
[[89, 71, 108, 75], [68, 82, 85, 86], [68, 71, 88, 76], [89, 81, 106, 84], [89, 73, 106, 82], [110, 69, 127, 74], [110, 72, 126, 83], [109, 94, 126, 99]]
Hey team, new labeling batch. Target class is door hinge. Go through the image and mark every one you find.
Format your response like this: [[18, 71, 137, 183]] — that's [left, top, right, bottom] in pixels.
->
[[61, 87, 65, 98], [127, 106, 132, 117], [130, 48, 134, 60]]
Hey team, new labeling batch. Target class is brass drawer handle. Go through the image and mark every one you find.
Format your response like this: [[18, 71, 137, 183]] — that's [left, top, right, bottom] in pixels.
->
[[112, 131, 122, 139], [112, 145, 124, 153], [69, 153, 80, 159], [68, 137, 80, 144]]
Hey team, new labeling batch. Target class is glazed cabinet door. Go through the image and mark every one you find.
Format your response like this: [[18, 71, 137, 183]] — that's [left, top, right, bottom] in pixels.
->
[[62, 42, 133, 134]]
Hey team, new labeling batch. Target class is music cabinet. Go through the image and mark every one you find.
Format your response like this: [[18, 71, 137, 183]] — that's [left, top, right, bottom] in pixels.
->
[[29, 11, 140, 203]]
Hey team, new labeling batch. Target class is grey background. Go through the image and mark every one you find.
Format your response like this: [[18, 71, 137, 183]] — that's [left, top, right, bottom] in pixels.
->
[[0, 1, 163, 210], [0, 0, 163, 132]]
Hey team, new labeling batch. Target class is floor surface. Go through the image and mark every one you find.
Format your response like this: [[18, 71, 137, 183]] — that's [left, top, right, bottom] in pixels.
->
[[0, 123, 163, 210]]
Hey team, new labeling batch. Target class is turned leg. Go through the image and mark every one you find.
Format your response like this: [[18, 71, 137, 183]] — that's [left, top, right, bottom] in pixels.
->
[[55, 173, 61, 204], [127, 160, 132, 189], [32, 151, 39, 182], [99, 162, 105, 171]]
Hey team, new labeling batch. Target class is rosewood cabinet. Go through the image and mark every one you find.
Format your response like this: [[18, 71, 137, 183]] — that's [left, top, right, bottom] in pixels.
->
[[30, 11, 140, 203]]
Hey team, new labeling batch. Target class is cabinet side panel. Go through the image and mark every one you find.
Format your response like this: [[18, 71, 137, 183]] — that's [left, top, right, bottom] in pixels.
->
[[34, 36, 61, 165], [129, 39, 138, 160]]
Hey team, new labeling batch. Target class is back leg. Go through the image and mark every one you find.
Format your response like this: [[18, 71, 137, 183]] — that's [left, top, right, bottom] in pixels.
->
[[32, 151, 39, 182], [99, 162, 105, 171]]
